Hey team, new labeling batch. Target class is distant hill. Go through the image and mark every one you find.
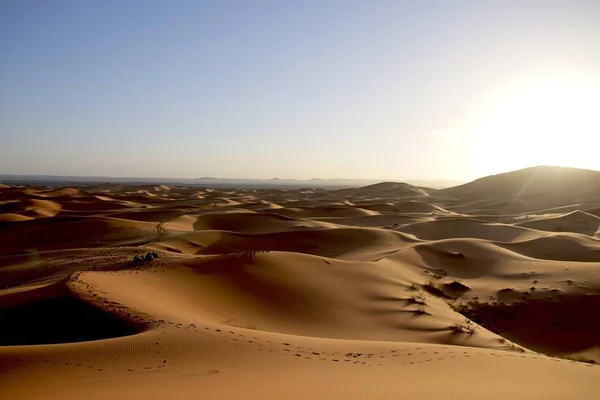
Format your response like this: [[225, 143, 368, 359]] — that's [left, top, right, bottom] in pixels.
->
[[191, 177, 384, 188], [190, 177, 458, 189], [438, 166, 600, 204], [0, 175, 461, 189]]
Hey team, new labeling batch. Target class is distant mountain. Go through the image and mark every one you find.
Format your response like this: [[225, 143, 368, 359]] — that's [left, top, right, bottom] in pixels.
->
[[438, 166, 600, 202], [0, 174, 190, 186], [191, 177, 385, 188], [191, 177, 460, 189], [0, 174, 462, 189]]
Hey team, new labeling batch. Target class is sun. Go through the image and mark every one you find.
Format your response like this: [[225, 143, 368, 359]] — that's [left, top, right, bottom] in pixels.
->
[[467, 74, 600, 176]]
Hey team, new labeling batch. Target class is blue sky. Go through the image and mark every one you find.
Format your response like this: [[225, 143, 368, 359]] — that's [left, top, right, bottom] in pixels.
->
[[1, 0, 599, 180]]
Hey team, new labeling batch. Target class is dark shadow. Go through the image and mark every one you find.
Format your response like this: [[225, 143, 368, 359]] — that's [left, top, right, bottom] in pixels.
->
[[0, 295, 142, 346], [458, 293, 600, 355]]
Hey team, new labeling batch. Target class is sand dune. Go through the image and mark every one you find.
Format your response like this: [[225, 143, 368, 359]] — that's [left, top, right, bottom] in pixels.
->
[[0, 279, 142, 346], [0, 213, 33, 222], [439, 166, 600, 209], [0, 198, 62, 218], [311, 213, 430, 228], [152, 226, 416, 259], [34, 187, 86, 198], [0, 216, 158, 254], [190, 212, 333, 233], [271, 205, 379, 218], [396, 217, 542, 241], [501, 233, 600, 262], [336, 181, 432, 198], [516, 210, 600, 236], [1, 166, 599, 399]]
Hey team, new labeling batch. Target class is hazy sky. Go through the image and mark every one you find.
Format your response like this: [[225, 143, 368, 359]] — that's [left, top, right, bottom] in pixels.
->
[[1, 0, 599, 181]]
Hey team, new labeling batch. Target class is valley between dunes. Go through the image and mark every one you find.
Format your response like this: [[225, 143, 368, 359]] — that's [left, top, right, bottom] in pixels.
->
[[1, 166, 600, 399]]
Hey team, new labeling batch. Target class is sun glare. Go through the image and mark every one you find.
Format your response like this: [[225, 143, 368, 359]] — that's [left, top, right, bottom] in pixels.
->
[[468, 75, 600, 176]]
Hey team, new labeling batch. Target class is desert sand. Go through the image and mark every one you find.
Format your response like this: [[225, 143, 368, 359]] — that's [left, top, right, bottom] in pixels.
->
[[1, 166, 599, 399]]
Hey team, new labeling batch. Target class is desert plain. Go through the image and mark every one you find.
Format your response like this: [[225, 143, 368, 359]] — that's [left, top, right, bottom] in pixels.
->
[[1, 166, 600, 399]]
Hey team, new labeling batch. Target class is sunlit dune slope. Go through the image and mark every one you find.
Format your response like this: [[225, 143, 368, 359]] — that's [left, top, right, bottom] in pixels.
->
[[336, 181, 433, 198], [0, 216, 157, 254], [438, 165, 600, 204], [515, 210, 600, 236]]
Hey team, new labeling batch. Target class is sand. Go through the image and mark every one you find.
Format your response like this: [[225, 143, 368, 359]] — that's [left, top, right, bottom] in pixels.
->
[[1, 166, 599, 399]]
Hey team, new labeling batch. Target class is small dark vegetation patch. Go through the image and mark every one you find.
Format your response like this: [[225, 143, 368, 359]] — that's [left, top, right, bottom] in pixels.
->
[[448, 320, 477, 337], [405, 294, 426, 305], [408, 307, 431, 317]]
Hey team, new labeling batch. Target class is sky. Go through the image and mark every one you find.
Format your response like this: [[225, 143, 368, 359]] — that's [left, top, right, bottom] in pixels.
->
[[1, 0, 599, 181]]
